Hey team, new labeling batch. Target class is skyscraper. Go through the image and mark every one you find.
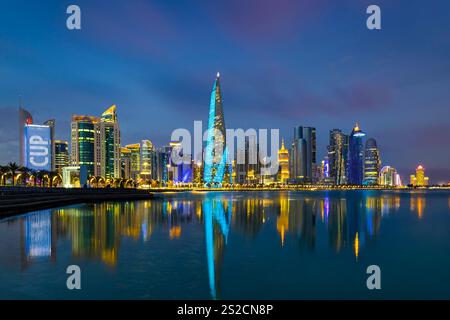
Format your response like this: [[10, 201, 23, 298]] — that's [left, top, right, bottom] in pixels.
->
[[43, 119, 56, 172], [124, 143, 141, 180], [327, 129, 349, 185], [98, 105, 121, 179], [290, 126, 316, 183], [278, 139, 289, 183], [363, 138, 381, 186], [380, 166, 401, 187], [204, 73, 228, 186], [70, 115, 100, 177], [410, 165, 429, 186], [347, 123, 366, 185], [54, 140, 69, 174], [120, 147, 132, 180], [235, 135, 260, 184], [19, 107, 33, 166]]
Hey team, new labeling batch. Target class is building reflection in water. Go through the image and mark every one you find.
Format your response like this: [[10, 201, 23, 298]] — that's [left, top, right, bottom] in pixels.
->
[[203, 195, 232, 300], [15, 191, 408, 298], [20, 209, 56, 270], [410, 195, 426, 219]]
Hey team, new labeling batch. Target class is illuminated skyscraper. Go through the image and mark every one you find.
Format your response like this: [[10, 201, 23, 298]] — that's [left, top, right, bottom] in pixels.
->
[[290, 126, 316, 183], [380, 166, 401, 186], [125, 143, 141, 180], [43, 119, 56, 171], [139, 140, 154, 184], [19, 107, 33, 166], [410, 165, 429, 186], [363, 138, 381, 185], [71, 115, 100, 177], [120, 147, 132, 179], [204, 73, 229, 186], [235, 135, 260, 184], [98, 105, 121, 179], [347, 123, 366, 185], [54, 140, 69, 174], [327, 129, 348, 185], [278, 139, 289, 183]]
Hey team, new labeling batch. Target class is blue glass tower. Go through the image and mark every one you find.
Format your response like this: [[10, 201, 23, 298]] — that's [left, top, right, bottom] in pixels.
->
[[347, 123, 366, 185], [204, 73, 228, 186]]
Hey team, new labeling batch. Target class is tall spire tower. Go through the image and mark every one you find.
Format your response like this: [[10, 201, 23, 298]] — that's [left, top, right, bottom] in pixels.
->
[[204, 72, 228, 185]]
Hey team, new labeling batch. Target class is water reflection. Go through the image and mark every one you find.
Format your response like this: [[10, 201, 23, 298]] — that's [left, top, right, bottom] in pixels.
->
[[410, 196, 426, 219], [2, 191, 425, 298]]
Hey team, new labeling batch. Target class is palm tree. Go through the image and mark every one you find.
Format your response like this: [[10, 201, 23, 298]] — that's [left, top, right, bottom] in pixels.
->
[[7, 162, 20, 186], [0, 165, 8, 186], [19, 167, 33, 187]]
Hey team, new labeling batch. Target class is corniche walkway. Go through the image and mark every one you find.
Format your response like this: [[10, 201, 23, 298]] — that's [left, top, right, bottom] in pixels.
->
[[0, 187, 153, 218]]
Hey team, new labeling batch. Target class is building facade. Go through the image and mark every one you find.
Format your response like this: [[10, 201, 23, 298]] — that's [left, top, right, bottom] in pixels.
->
[[54, 140, 69, 174], [278, 139, 289, 183], [70, 115, 100, 177], [204, 73, 229, 186], [380, 166, 401, 187], [410, 165, 429, 186], [363, 138, 381, 186], [98, 105, 121, 179], [289, 126, 316, 184], [327, 129, 349, 185], [347, 123, 366, 185]]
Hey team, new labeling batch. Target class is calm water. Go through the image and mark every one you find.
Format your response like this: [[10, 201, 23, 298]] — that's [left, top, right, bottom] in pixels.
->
[[0, 190, 449, 299]]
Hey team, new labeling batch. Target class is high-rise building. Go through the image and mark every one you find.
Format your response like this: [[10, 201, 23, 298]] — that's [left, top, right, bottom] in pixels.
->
[[140, 140, 154, 183], [363, 138, 381, 186], [289, 126, 316, 184], [235, 135, 260, 184], [154, 147, 169, 184], [43, 119, 56, 172], [54, 140, 69, 174], [347, 123, 366, 185], [327, 129, 349, 185], [98, 105, 121, 179], [380, 166, 401, 187], [71, 106, 121, 178], [120, 147, 132, 179], [204, 73, 229, 186], [70, 115, 100, 177], [410, 165, 429, 186], [278, 139, 289, 183], [19, 107, 33, 167], [125, 143, 141, 180]]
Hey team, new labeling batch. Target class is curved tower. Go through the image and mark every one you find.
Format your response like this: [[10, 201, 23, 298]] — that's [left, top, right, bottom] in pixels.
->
[[204, 73, 228, 186], [363, 138, 381, 185]]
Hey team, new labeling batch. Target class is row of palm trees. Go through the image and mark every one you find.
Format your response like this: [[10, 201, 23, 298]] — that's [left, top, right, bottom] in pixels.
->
[[0, 162, 62, 187]]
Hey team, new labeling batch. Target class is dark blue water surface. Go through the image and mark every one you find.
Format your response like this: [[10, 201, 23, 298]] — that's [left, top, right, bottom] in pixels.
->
[[0, 190, 449, 299]]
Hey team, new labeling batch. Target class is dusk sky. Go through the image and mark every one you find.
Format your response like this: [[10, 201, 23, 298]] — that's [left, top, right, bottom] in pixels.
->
[[1, 0, 449, 183]]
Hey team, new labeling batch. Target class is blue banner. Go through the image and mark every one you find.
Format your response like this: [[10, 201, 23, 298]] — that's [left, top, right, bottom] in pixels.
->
[[24, 125, 52, 171]]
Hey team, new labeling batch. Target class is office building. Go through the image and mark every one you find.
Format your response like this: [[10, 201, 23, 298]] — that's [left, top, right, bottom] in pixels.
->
[[327, 129, 349, 185], [289, 126, 316, 184], [204, 72, 229, 186], [363, 138, 381, 185], [54, 140, 69, 174], [347, 123, 366, 185]]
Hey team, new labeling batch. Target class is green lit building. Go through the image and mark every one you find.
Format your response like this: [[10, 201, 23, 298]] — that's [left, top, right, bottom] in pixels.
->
[[70, 115, 99, 177], [55, 140, 69, 174]]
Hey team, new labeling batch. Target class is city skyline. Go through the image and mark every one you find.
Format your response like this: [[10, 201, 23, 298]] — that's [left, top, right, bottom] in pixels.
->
[[1, 0, 450, 183]]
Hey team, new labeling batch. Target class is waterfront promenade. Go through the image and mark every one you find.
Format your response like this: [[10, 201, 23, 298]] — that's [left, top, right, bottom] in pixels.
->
[[0, 187, 152, 218]]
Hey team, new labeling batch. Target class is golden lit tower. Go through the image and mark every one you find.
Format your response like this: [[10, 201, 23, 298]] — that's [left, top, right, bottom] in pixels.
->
[[278, 139, 289, 183], [410, 165, 429, 186]]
